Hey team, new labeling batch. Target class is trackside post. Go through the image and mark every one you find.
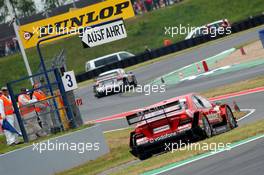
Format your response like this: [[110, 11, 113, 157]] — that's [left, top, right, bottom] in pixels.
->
[[36, 42, 63, 130], [54, 69, 76, 128]]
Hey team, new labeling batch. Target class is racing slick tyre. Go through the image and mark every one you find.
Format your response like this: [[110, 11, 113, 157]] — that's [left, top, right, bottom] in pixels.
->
[[94, 92, 103, 98], [122, 78, 129, 91], [95, 94, 102, 98], [132, 77, 138, 87], [226, 106, 238, 129], [202, 116, 213, 138]]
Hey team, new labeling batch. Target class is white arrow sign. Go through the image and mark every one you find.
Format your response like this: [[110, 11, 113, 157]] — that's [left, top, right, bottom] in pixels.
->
[[82, 19, 127, 48]]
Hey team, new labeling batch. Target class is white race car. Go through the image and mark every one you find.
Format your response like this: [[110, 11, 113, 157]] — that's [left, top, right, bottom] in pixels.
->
[[93, 69, 137, 98], [185, 19, 231, 40]]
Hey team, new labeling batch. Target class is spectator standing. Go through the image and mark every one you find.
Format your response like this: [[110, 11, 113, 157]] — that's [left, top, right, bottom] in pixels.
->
[[32, 83, 53, 134], [18, 88, 46, 140], [163, 0, 170, 6], [153, 0, 161, 9], [11, 38, 19, 53], [0, 45, 5, 57], [0, 87, 20, 146], [138, 0, 146, 13], [144, 0, 153, 12], [5, 42, 11, 56], [132, 0, 140, 15], [10, 41, 15, 54]]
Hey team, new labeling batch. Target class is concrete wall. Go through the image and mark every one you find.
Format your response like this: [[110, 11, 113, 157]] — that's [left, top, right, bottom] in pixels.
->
[[0, 125, 109, 175]]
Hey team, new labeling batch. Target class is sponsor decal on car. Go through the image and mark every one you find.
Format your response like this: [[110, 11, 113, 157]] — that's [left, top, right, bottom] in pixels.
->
[[153, 125, 170, 134]]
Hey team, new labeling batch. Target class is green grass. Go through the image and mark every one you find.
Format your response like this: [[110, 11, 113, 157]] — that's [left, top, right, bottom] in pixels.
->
[[201, 75, 264, 98], [1, 0, 264, 87]]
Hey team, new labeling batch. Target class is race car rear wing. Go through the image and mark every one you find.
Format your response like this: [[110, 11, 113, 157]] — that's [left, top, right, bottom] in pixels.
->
[[96, 73, 119, 82], [126, 100, 182, 125]]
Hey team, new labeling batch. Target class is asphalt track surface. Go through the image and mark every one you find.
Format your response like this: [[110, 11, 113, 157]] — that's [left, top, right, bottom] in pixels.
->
[[161, 136, 264, 175], [76, 26, 264, 125]]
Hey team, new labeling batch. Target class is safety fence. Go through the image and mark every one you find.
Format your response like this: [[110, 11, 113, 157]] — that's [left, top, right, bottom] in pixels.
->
[[76, 13, 264, 82], [7, 68, 77, 142]]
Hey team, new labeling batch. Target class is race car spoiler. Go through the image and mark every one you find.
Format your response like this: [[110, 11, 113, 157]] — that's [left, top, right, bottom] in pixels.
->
[[96, 73, 119, 82], [126, 100, 182, 125]]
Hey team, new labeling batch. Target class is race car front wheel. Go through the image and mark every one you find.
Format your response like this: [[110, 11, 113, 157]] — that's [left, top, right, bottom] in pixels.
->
[[226, 107, 237, 129], [202, 117, 213, 138], [94, 92, 103, 98]]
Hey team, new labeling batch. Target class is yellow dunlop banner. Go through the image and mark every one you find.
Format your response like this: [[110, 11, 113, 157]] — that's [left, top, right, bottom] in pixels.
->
[[19, 0, 135, 49]]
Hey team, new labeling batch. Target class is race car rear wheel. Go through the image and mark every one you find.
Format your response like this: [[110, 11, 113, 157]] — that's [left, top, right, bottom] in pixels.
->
[[226, 107, 237, 129], [202, 117, 213, 138], [133, 77, 138, 87], [122, 78, 129, 91]]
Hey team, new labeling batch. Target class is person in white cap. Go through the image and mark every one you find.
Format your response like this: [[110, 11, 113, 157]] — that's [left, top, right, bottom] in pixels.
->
[[1, 87, 11, 99], [0, 87, 20, 145]]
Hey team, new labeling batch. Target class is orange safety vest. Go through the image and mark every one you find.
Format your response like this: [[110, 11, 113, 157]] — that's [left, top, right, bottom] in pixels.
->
[[0, 95, 14, 116], [33, 90, 48, 112], [18, 94, 35, 116]]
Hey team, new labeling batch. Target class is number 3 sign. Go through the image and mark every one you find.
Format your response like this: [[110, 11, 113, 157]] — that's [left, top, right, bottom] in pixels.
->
[[62, 71, 78, 92]]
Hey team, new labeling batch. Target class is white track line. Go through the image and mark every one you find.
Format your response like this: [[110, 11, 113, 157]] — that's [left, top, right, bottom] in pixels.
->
[[237, 109, 256, 121], [103, 127, 131, 133]]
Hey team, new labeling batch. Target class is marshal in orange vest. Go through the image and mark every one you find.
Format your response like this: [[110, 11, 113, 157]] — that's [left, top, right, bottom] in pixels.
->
[[18, 94, 36, 116], [0, 95, 14, 116], [33, 90, 48, 113]]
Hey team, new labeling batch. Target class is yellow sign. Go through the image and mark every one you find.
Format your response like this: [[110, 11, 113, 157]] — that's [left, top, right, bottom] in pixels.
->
[[19, 0, 135, 49]]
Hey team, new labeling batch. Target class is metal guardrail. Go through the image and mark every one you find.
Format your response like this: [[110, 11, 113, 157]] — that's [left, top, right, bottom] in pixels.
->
[[7, 68, 76, 142]]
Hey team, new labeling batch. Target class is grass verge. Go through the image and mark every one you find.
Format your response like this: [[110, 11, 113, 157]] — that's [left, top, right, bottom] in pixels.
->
[[201, 75, 264, 98]]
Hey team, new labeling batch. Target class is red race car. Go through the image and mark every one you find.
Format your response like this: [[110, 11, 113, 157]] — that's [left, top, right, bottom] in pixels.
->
[[126, 93, 237, 160]]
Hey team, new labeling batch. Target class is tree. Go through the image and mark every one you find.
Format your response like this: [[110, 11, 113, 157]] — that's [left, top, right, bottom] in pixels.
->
[[15, 0, 36, 17], [42, 0, 69, 10], [42, 0, 63, 10], [0, 0, 7, 24]]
